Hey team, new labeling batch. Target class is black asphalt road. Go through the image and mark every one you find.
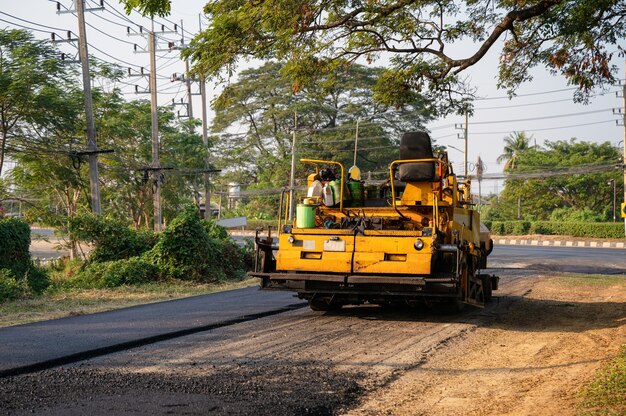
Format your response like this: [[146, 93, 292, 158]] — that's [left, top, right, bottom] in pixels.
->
[[490, 245, 626, 274], [0, 287, 304, 378]]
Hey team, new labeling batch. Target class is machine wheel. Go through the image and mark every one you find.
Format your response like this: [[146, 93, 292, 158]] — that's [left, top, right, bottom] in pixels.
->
[[448, 297, 466, 313], [308, 298, 342, 312], [481, 274, 493, 302]]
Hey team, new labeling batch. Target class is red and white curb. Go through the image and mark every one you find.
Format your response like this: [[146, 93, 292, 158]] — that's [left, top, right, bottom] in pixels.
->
[[494, 239, 626, 249]]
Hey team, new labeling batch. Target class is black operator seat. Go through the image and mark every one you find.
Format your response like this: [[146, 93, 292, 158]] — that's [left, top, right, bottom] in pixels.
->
[[398, 131, 438, 182]]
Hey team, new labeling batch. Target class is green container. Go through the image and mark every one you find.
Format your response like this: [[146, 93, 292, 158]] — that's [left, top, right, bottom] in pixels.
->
[[296, 204, 316, 228], [347, 181, 364, 207]]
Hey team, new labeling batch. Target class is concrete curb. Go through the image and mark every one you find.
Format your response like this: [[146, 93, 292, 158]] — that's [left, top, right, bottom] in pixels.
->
[[494, 238, 626, 249]]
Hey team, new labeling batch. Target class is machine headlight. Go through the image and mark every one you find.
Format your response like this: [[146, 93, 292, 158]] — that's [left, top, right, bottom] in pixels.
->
[[414, 239, 425, 250], [287, 236, 295, 244]]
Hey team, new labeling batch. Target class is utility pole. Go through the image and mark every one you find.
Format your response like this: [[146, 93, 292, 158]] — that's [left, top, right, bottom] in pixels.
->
[[200, 78, 211, 219], [608, 179, 616, 222], [464, 110, 469, 178], [288, 112, 297, 221], [130, 20, 177, 231], [180, 20, 193, 119], [476, 155, 484, 210], [148, 22, 162, 232], [622, 64, 626, 236], [76, 0, 101, 214], [198, 18, 211, 220], [455, 110, 469, 177]]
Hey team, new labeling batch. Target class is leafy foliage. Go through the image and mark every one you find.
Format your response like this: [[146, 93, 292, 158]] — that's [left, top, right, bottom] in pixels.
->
[[487, 139, 622, 221], [68, 214, 158, 263], [73, 257, 159, 289], [210, 61, 432, 217], [124, 0, 625, 109], [0, 268, 24, 302], [202, 219, 229, 240], [0, 217, 31, 278], [0, 28, 79, 176], [489, 221, 625, 239], [497, 131, 532, 172], [145, 206, 220, 280], [0, 218, 49, 298], [146, 206, 250, 281]]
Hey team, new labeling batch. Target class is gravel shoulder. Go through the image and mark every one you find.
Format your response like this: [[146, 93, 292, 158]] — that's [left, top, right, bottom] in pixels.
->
[[1, 270, 624, 415]]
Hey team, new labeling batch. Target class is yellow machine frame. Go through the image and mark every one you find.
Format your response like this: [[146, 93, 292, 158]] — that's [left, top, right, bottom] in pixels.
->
[[252, 153, 496, 311]]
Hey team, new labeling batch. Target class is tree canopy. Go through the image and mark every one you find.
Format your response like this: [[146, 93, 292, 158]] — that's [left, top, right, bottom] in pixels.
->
[[121, 0, 625, 111], [0, 28, 79, 176], [211, 61, 432, 183], [486, 139, 623, 221], [208, 61, 433, 218], [497, 131, 533, 172]]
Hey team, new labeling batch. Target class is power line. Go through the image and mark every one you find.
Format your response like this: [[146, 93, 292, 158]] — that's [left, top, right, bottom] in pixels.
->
[[0, 16, 55, 34], [0, 11, 66, 32], [87, 12, 137, 45], [474, 86, 580, 101], [474, 90, 620, 111], [470, 108, 612, 125], [470, 119, 615, 135]]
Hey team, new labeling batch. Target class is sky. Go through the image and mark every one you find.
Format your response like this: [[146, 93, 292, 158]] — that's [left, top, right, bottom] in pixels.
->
[[1, 0, 624, 195]]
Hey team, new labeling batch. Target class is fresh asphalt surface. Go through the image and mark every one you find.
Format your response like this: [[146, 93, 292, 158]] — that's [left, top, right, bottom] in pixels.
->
[[0, 287, 304, 377], [1, 244, 624, 378]]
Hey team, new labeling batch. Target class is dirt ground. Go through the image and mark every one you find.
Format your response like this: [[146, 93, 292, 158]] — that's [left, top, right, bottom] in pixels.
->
[[1, 270, 624, 415], [348, 275, 626, 415]]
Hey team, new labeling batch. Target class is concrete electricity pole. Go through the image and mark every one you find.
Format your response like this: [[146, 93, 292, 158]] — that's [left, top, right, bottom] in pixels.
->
[[622, 64, 626, 236], [76, 0, 101, 214], [148, 23, 162, 232], [288, 112, 297, 221], [181, 21, 193, 120], [455, 110, 469, 177], [464, 110, 469, 178], [200, 78, 212, 219]]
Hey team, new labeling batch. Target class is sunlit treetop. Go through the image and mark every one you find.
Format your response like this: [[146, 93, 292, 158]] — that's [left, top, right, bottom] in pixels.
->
[[120, 0, 626, 113]]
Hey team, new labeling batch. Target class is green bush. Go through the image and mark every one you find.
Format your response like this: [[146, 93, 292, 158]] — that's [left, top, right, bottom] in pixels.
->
[[25, 265, 50, 294], [0, 268, 24, 301], [201, 219, 229, 240], [530, 221, 625, 239], [489, 221, 531, 235], [69, 214, 158, 262], [0, 217, 31, 279], [71, 207, 254, 287], [549, 207, 606, 223], [73, 257, 159, 288], [146, 206, 222, 281], [214, 239, 254, 279], [490, 221, 624, 238]]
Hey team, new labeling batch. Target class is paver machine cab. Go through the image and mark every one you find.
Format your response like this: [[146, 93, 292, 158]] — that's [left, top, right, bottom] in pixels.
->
[[251, 131, 496, 311]]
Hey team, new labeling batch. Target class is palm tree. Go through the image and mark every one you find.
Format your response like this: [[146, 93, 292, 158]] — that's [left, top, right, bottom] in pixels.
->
[[497, 131, 532, 171]]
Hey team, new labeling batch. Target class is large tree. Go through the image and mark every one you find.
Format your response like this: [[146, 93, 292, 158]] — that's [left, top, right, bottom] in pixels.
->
[[487, 139, 623, 221], [497, 131, 532, 172], [0, 29, 78, 175], [121, 0, 625, 110], [210, 61, 433, 188]]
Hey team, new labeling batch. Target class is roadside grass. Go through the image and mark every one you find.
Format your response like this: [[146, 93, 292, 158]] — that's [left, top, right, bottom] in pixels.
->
[[578, 345, 626, 416], [553, 273, 626, 287], [0, 277, 258, 328]]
